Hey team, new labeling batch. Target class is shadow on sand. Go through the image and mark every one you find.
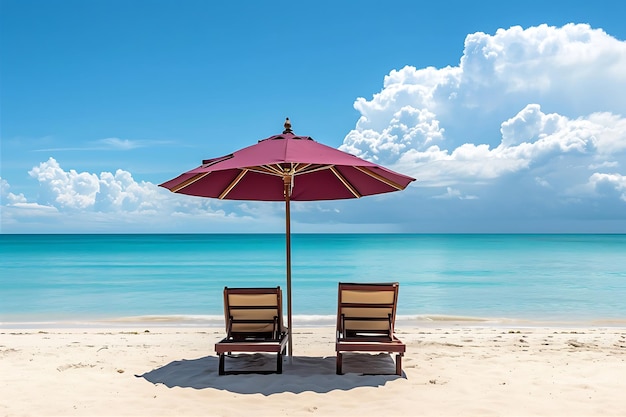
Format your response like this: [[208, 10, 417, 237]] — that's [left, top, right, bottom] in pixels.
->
[[138, 353, 404, 395]]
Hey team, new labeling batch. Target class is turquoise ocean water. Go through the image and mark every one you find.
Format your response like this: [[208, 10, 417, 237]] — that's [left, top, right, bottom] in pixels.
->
[[1, 234, 625, 326]]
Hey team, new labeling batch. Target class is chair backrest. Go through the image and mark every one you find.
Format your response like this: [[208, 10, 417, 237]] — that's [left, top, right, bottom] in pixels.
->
[[223, 287, 284, 338], [337, 282, 399, 338]]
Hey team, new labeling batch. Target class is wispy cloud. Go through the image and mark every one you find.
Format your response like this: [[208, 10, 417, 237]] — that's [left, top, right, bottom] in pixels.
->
[[98, 137, 143, 150], [34, 138, 174, 152], [432, 187, 479, 200]]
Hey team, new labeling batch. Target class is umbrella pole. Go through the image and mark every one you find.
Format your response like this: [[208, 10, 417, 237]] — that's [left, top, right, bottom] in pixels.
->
[[284, 181, 293, 357]]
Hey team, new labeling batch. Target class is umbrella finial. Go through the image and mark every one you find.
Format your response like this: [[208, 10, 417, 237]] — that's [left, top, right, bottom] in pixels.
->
[[283, 117, 293, 134]]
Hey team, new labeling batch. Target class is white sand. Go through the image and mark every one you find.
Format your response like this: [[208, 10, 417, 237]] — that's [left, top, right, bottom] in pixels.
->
[[1, 324, 626, 416]]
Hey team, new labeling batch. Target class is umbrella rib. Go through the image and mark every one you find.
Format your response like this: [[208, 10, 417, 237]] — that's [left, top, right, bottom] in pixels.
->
[[330, 166, 362, 198], [354, 166, 407, 190], [294, 164, 328, 175], [170, 172, 211, 193], [259, 165, 285, 176], [250, 163, 329, 177], [245, 165, 282, 176], [219, 169, 248, 199]]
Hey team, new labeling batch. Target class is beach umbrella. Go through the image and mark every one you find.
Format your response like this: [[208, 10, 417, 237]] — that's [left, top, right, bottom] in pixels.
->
[[159, 118, 416, 355]]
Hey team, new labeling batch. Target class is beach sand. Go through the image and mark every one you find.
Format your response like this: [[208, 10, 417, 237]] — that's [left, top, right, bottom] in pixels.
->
[[1, 324, 626, 416]]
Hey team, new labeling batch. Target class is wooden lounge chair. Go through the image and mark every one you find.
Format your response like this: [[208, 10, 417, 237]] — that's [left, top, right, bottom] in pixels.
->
[[214, 287, 289, 375], [335, 282, 406, 376]]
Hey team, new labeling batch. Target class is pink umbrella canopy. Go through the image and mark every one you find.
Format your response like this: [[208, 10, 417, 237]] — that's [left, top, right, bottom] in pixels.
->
[[160, 120, 414, 201], [160, 119, 416, 355]]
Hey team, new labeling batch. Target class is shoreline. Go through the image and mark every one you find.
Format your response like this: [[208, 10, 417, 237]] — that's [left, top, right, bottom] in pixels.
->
[[3, 313, 626, 330]]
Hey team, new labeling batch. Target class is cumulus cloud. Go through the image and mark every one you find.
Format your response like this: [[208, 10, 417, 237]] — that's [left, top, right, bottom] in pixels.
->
[[2, 158, 285, 233], [28, 159, 100, 209], [1, 177, 27, 205], [17, 157, 183, 216], [588, 173, 626, 201], [341, 23, 626, 222]]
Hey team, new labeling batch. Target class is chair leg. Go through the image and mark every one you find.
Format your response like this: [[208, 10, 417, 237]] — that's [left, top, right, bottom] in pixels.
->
[[336, 352, 343, 375], [395, 353, 403, 376], [218, 353, 225, 376], [277, 353, 283, 374]]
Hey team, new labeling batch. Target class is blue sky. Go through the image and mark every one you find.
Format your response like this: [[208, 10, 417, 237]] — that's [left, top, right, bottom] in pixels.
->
[[2, 0, 626, 233]]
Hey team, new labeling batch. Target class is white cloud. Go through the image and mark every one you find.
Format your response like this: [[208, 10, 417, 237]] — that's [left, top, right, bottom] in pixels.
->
[[33, 137, 173, 152], [341, 23, 626, 222], [28, 158, 101, 209], [1, 177, 28, 204], [94, 170, 159, 212], [432, 187, 478, 200], [95, 137, 174, 150], [98, 137, 143, 150], [588, 173, 626, 201], [535, 177, 551, 188], [1, 158, 291, 233]]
